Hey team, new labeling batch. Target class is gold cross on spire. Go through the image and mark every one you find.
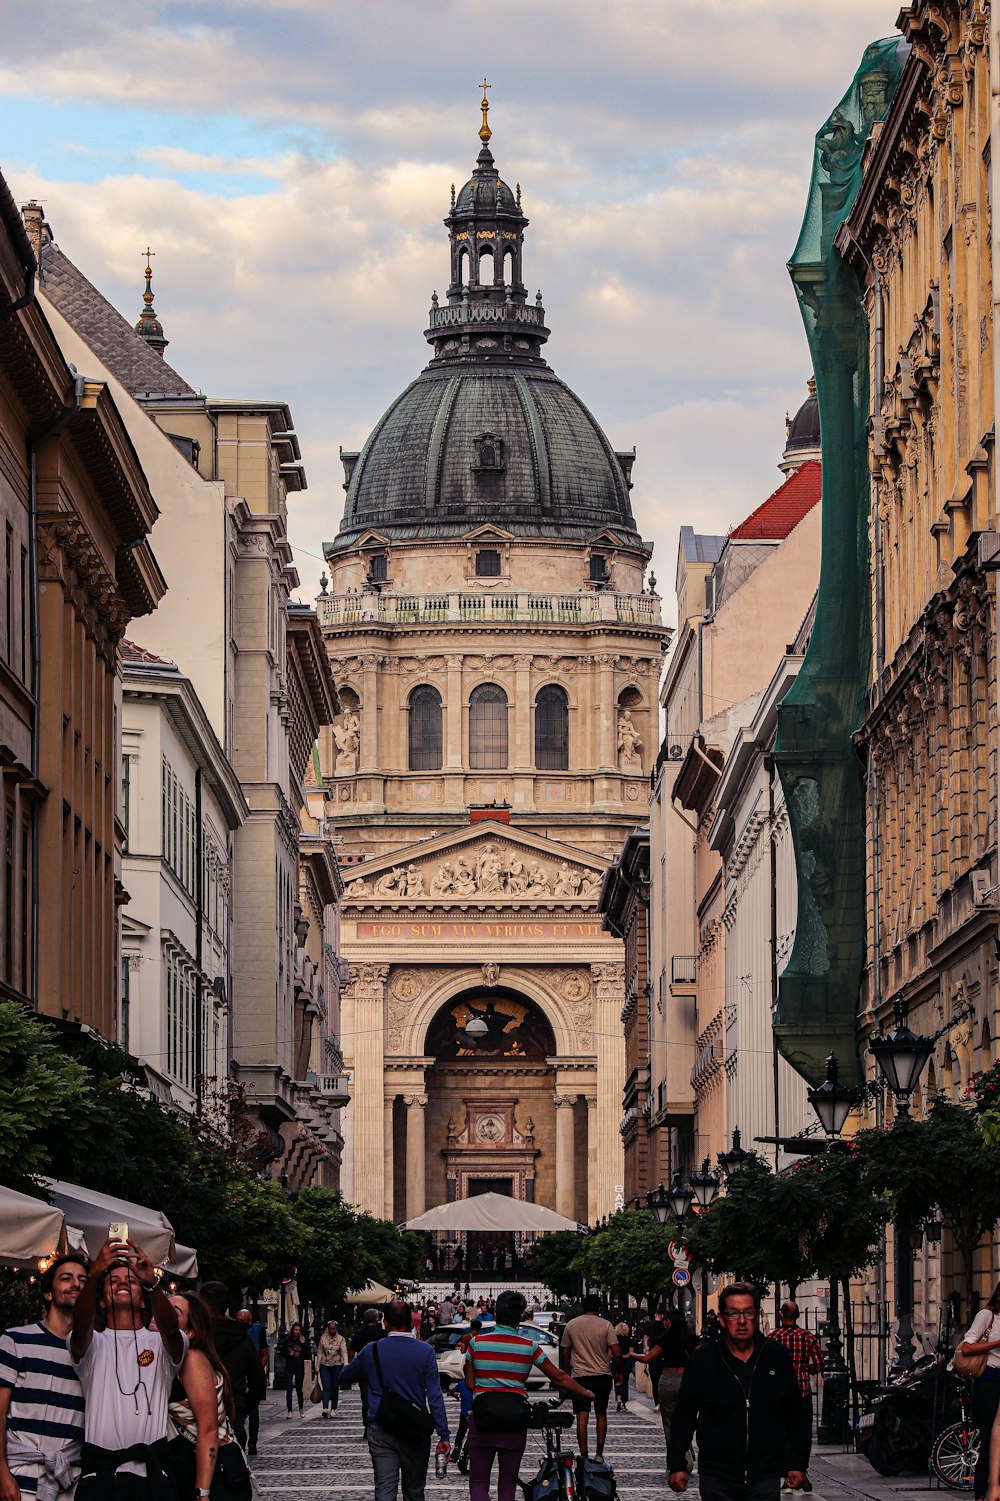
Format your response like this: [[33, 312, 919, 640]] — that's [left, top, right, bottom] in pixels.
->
[[479, 78, 492, 144], [142, 247, 156, 307]]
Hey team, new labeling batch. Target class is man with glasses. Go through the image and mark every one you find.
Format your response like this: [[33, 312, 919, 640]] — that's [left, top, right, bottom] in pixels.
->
[[666, 1283, 807, 1501]]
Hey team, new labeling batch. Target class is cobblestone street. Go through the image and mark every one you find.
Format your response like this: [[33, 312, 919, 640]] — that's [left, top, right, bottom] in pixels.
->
[[249, 1385, 944, 1501]]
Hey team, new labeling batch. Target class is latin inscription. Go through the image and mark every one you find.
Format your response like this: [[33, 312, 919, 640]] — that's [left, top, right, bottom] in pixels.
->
[[354, 919, 613, 941]]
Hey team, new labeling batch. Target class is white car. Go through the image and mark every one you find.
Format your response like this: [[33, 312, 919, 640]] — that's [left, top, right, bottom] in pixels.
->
[[433, 1322, 561, 1390]]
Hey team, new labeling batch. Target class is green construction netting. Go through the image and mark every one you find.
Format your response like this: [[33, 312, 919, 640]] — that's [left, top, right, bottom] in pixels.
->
[[773, 36, 908, 1089]]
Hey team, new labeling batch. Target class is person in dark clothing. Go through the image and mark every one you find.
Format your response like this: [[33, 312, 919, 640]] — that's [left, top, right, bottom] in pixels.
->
[[636, 1303, 692, 1454], [277, 1322, 312, 1417], [667, 1283, 806, 1501], [349, 1309, 386, 1437], [199, 1281, 267, 1448]]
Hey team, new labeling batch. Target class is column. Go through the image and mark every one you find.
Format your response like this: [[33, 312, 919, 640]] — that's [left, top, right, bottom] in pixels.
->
[[384, 1095, 396, 1222], [445, 655, 463, 770], [595, 655, 616, 771], [554, 1094, 576, 1220], [513, 655, 532, 771], [359, 654, 380, 772], [591, 963, 626, 1216], [343, 963, 389, 1215], [585, 1095, 599, 1225], [405, 1094, 428, 1222]]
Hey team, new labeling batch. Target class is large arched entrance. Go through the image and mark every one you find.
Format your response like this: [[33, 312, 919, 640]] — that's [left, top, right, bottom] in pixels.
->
[[396, 986, 581, 1271]]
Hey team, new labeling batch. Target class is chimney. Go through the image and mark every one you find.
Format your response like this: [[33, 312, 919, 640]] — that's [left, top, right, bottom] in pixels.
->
[[20, 202, 51, 270]]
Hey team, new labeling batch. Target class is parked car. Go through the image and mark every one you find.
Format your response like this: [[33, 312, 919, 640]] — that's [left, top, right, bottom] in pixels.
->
[[435, 1321, 560, 1389]]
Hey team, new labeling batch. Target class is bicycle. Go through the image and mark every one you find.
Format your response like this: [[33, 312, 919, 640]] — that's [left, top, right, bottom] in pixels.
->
[[520, 1399, 578, 1501], [930, 1382, 979, 1491]]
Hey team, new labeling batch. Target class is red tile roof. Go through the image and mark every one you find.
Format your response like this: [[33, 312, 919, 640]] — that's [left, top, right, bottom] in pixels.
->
[[730, 460, 821, 541], [122, 638, 173, 666]]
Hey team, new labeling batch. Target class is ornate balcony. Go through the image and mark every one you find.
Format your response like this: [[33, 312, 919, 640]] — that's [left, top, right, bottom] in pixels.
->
[[316, 589, 661, 631]]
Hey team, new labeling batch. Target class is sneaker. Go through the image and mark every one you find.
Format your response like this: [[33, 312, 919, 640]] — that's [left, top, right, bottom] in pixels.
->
[[286, 1412, 293, 1421], [321, 1411, 329, 1420], [248, 1447, 258, 1457]]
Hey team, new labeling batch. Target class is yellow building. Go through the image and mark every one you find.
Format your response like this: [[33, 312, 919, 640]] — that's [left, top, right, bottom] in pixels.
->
[[319, 98, 670, 1228]]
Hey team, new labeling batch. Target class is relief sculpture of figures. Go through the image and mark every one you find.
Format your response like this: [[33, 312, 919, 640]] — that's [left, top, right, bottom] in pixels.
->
[[430, 862, 455, 896], [554, 861, 581, 896], [506, 855, 528, 894], [616, 710, 642, 759], [524, 862, 550, 896], [453, 855, 477, 895], [477, 844, 503, 893], [373, 867, 404, 895], [333, 710, 361, 756], [405, 863, 425, 896]]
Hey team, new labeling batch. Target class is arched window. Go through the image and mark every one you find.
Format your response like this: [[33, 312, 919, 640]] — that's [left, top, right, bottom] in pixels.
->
[[469, 684, 508, 769], [408, 686, 443, 771], [535, 685, 569, 770]]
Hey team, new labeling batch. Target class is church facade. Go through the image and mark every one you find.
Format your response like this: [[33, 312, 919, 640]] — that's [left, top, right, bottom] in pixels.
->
[[318, 93, 670, 1225]]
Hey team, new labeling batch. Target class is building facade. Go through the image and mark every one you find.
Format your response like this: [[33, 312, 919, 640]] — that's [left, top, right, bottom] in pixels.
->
[[598, 827, 652, 1204], [319, 98, 670, 1225], [0, 179, 164, 1038]]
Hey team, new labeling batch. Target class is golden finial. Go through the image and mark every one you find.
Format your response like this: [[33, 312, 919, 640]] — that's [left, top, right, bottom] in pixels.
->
[[142, 246, 155, 308], [479, 78, 492, 144]]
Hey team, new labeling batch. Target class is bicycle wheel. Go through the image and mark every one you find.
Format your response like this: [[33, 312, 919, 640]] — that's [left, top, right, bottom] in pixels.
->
[[931, 1421, 979, 1490]]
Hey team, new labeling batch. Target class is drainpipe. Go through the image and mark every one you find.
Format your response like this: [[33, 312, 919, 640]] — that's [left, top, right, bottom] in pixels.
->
[[765, 754, 780, 1173], [27, 370, 85, 1008], [195, 767, 204, 1105]]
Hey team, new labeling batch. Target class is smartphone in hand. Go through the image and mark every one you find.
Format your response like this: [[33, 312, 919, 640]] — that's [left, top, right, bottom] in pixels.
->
[[108, 1221, 129, 1246]]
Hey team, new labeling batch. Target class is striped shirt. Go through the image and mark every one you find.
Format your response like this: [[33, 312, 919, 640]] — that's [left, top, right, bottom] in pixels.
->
[[0, 1322, 84, 1495], [467, 1325, 546, 1393]]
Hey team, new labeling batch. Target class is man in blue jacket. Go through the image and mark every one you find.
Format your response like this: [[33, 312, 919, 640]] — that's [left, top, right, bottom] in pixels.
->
[[340, 1300, 450, 1501], [667, 1283, 806, 1501]]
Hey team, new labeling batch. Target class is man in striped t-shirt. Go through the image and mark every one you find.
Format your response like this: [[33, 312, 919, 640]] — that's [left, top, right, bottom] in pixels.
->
[[465, 1291, 592, 1501], [0, 1254, 88, 1501]]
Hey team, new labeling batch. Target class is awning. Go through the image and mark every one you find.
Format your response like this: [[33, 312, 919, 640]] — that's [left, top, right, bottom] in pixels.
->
[[44, 1179, 178, 1267], [345, 1281, 395, 1305], [402, 1192, 578, 1233], [0, 1185, 67, 1268]]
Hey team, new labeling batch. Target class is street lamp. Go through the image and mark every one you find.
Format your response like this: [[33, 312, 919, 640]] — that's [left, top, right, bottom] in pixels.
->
[[465, 1014, 489, 1039], [870, 1000, 935, 1372], [666, 1171, 694, 1222], [807, 1053, 858, 1139], [690, 1157, 720, 1210], [718, 1127, 751, 1173], [646, 1183, 673, 1226], [869, 999, 934, 1116]]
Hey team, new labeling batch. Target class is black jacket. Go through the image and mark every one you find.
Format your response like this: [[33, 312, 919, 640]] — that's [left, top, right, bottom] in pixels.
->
[[667, 1334, 806, 1482], [211, 1317, 268, 1418]]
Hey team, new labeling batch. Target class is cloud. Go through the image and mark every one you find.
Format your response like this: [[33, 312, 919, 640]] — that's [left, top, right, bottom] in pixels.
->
[[0, 0, 903, 614]]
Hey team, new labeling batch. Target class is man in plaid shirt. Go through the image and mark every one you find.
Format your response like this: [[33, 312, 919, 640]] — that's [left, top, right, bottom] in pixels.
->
[[768, 1302, 823, 1491]]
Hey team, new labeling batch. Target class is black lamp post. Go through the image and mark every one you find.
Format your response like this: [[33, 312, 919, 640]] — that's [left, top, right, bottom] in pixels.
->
[[666, 1171, 694, 1222], [646, 1182, 674, 1226], [689, 1158, 720, 1332], [718, 1127, 751, 1174], [870, 1000, 934, 1372], [806, 1053, 859, 1443]]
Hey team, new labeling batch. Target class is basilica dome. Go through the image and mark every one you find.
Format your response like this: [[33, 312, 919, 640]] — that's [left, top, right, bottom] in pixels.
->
[[330, 102, 645, 554]]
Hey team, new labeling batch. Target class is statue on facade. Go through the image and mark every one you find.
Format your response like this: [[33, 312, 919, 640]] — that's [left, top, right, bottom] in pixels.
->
[[333, 709, 361, 775], [374, 867, 404, 896], [524, 862, 550, 896], [348, 873, 370, 897], [453, 855, 477, 895], [405, 864, 425, 897], [430, 863, 455, 896], [506, 855, 528, 894], [554, 862, 581, 897], [616, 711, 642, 765], [477, 845, 503, 894], [579, 870, 603, 898], [482, 962, 500, 987]]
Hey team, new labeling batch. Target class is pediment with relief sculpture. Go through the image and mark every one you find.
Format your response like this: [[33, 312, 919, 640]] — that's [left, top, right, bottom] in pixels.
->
[[342, 819, 606, 908]]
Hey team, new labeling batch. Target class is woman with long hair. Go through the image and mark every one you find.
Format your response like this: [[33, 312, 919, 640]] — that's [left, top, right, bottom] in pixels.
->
[[166, 1292, 236, 1500], [958, 1283, 1000, 1501]]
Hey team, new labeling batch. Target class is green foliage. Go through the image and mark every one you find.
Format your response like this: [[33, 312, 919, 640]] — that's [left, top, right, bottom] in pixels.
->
[[0, 1002, 92, 1190], [685, 1151, 884, 1296], [575, 1209, 674, 1304], [289, 1191, 421, 1318], [527, 1230, 582, 1301], [856, 1096, 1000, 1296]]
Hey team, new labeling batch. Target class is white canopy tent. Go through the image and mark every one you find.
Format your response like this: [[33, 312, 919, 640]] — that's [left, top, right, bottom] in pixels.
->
[[346, 1281, 395, 1305], [402, 1192, 578, 1234], [0, 1185, 67, 1268], [44, 1180, 198, 1277]]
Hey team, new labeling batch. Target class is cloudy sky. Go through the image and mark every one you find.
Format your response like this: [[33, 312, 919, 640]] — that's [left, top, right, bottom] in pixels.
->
[[1, 0, 901, 618]]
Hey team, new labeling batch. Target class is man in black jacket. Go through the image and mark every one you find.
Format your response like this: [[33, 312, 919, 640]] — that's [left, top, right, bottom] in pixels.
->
[[201, 1282, 268, 1449], [667, 1283, 806, 1501]]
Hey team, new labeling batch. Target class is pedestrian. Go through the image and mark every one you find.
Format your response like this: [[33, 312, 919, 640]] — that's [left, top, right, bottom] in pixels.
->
[[768, 1301, 823, 1491], [560, 1293, 622, 1460], [200, 1283, 266, 1448], [349, 1308, 386, 1437], [957, 1282, 1000, 1501], [165, 1292, 239, 1501], [234, 1309, 266, 1455], [0, 1252, 88, 1501], [667, 1282, 807, 1501], [340, 1299, 449, 1501], [422, 1314, 438, 1344], [317, 1320, 348, 1419], [451, 1318, 482, 1469], [465, 1289, 592, 1501], [70, 1236, 188, 1498], [439, 1294, 456, 1326], [614, 1321, 634, 1411], [701, 1309, 723, 1345], [277, 1322, 312, 1418], [634, 1301, 693, 1458]]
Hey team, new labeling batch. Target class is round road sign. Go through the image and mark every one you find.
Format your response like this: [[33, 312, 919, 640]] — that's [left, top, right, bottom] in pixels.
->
[[672, 1268, 691, 1287]]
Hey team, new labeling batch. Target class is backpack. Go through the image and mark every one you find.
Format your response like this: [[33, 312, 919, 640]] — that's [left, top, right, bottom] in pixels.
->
[[520, 1456, 562, 1501], [576, 1457, 617, 1501]]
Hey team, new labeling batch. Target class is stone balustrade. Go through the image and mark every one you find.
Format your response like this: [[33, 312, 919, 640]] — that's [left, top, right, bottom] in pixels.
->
[[317, 589, 661, 630]]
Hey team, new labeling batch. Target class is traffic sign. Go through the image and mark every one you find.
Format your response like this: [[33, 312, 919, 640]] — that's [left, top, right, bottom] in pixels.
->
[[672, 1268, 691, 1287]]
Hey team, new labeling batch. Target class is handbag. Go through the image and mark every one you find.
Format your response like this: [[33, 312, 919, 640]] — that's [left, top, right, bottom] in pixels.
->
[[309, 1374, 323, 1404], [634, 1361, 651, 1397], [472, 1389, 531, 1433], [953, 1344, 988, 1379], [210, 1433, 255, 1501], [371, 1340, 436, 1443]]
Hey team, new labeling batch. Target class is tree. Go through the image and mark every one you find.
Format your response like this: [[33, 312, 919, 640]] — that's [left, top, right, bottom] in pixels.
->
[[528, 1230, 583, 1301], [857, 1096, 1000, 1303], [0, 1001, 92, 1191], [575, 1209, 674, 1311]]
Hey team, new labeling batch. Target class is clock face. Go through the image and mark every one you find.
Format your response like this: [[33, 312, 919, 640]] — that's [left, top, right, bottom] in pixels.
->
[[476, 1114, 505, 1143]]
